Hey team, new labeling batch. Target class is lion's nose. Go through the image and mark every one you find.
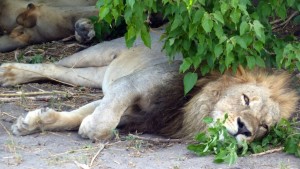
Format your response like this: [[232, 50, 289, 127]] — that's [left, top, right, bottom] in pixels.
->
[[236, 117, 252, 137]]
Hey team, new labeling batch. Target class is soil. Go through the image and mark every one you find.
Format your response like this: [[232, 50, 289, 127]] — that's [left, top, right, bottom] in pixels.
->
[[1, 28, 300, 168]]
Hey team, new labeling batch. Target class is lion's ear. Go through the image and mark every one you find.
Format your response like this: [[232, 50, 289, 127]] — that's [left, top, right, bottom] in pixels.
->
[[236, 65, 246, 77], [16, 3, 37, 28]]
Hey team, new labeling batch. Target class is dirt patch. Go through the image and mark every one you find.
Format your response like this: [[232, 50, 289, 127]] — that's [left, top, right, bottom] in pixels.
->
[[1, 39, 300, 169]]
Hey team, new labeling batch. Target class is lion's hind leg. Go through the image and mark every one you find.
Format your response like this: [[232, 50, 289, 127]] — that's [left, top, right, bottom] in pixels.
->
[[0, 63, 105, 88], [11, 100, 101, 136]]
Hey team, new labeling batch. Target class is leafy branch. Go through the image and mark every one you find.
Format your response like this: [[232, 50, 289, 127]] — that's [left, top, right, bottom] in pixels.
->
[[188, 117, 300, 165]]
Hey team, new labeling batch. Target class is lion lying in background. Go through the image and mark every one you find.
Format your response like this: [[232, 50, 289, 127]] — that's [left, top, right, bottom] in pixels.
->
[[0, 28, 298, 143], [0, 0, 97, 52]]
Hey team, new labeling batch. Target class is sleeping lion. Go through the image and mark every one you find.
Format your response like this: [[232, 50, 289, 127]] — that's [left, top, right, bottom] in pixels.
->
[[0, 0, 97, 52], [1, 28, 298, 143]]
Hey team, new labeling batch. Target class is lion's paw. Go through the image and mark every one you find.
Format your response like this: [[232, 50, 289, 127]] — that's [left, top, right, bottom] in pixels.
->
[[11, 116, 36, 136], [78, 115, 113, 141], [11, 108, 57, 136], [0, 63, 27, 86]]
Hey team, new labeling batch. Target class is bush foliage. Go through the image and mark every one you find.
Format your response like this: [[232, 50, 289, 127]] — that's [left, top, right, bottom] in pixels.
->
[[188, 116, 300, 165], [95, 0, 300, 94]]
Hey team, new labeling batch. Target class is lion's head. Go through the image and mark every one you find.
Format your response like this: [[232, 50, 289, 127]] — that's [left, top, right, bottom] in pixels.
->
[[177, 66, 298, 143]]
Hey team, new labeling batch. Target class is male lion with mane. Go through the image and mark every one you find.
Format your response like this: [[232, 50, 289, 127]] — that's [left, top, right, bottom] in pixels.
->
[[1, 28, 298, 143]]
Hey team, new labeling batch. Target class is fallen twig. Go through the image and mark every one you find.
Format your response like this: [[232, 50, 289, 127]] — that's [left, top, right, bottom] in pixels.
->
[[89, 143, 105, 167], [0, 95, 62, 102], [1, 112, 17, 119], [272, 11, 299, 30], [270, 18, 282, 25], [250, 147, 284, 157], [128, 134, 183, 143], [0, 91, 70, 97], [74, 161, 90, 169]]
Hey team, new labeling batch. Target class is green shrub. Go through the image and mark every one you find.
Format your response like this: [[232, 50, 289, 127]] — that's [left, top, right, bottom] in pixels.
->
[[188, 116, 300, 165], [95, 0, 300, 94]]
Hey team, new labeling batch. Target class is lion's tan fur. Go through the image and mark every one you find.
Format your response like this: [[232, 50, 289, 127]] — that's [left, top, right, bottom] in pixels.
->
[[0, 0, 97, 52]]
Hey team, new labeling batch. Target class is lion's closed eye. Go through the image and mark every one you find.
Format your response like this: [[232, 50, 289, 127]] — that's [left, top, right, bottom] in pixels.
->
[[242, 94, 250, 106], [261, 123, 268, 130]]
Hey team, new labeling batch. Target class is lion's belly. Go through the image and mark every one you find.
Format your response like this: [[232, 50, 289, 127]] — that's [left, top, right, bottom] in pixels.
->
[[102, 43, 171, 93]]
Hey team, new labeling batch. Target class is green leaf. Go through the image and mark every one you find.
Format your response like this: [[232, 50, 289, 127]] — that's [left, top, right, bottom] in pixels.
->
[[230, 9, 241, 24], [253, 20, 265, 43], [284, 137, 298, 154], [231, 0, 239, 9], [213, 11, 224, 24], [168, 38, 175, 46], [183, 72, 198, 95], [276, 5, 287, 19], [113, 0, 120, 6], [125, 26, 136, 48], [127, 26, 136, 40], [126, 0, 135, 8], [246, 56, 256, 69], [202, 12, 213, 33], [194, 133, 207, 143], [191, 55, 202, 69], [214, 44, 223, 58], [200, 65, 210, 75], [193, 9, 204, 24], [124, 8, 133, 22], [99, 7, 110, 20], [226, 42, 233, 56], [235, 36, 247, 49], [214, 149, 227, 163], [225, 150, 238, 165], [253, 41, 263, 52], [180, 58, 193, 73], [29, 54, 43, 64], [171, 14, 183, 31], [198, 0, 205, 5], [255, 55, 265, 67], [141, 25, 151, 48], [240, 21, 249, 35], [220, 2, 230, 14], [287, 0, 295, 6], [293, 15, 300, 24], [183, 39, 191, 51], [213, 23, 224, 40], [225, 52, 234, 67], [96, 0, 105, 9], [189, 24, 198, 38], [240, 141, 249, 156], [203, 117, 213, 124]]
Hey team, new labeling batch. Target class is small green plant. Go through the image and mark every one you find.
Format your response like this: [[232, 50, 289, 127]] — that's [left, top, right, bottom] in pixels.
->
[[17, 54, 44, 64], [188, 116, 300, 165], [187, 115, 247, 165], [250, 119, 300, 157], [28, 54, 44, 64]]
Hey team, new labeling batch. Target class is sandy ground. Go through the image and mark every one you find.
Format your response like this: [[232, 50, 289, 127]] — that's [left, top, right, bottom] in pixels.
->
[[1, 104, 300, 169], [0, 41, 300, 169]]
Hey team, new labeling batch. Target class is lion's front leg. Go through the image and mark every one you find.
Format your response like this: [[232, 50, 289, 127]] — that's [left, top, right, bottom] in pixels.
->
[[11, 100, 101, 135], [78, 82, 139, 141], [78, 106, 121, 141]]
